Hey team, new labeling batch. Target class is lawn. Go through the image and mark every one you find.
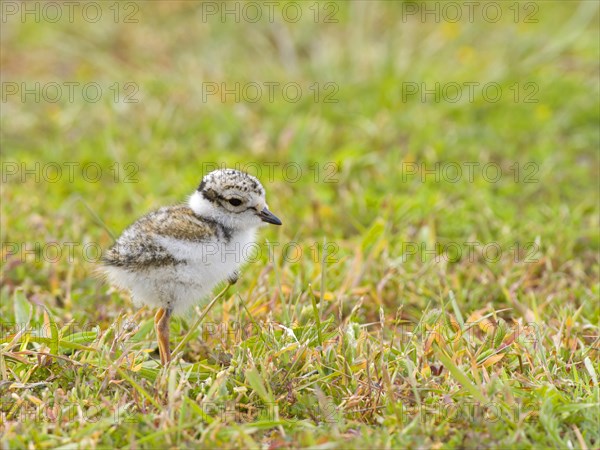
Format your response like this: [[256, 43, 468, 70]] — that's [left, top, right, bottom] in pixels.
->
[[1, 1, 599, 448]]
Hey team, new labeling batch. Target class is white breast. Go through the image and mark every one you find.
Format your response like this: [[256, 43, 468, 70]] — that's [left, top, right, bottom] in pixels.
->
[[106, 228, 259, 315]]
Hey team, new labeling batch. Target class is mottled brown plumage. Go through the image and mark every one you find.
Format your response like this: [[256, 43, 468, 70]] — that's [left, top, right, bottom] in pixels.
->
[[102, 205, 231, 270]]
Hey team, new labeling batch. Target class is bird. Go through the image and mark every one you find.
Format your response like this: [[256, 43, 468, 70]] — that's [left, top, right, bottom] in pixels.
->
[[101, 168, 282, 365]]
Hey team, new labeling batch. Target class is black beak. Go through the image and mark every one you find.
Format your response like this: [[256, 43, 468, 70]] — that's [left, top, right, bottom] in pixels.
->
[[258, 207, 282, 225]]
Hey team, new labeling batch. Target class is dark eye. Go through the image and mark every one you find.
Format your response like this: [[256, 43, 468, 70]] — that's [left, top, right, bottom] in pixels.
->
[[228, 198, 242, 206]]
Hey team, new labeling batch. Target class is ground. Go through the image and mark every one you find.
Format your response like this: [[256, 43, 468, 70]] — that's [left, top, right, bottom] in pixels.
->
[[1, 1, 599, 449]]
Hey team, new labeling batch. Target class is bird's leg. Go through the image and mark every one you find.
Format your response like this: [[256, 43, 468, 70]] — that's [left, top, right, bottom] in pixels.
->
[[154, 307, 172, 365]]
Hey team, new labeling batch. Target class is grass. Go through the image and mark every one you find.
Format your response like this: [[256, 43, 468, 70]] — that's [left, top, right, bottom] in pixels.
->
[[1, 1, 599, 448]]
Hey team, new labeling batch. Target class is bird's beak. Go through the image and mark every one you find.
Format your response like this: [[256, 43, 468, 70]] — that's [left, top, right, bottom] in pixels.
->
[[258, 207, 282, 225]]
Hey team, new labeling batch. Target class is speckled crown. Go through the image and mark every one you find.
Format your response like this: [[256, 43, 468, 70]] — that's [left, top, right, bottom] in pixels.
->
[[198, 169, 265, 199]]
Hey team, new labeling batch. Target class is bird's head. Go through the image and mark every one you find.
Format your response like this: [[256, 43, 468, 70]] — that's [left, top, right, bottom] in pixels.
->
[[189, 169, 282, 230]]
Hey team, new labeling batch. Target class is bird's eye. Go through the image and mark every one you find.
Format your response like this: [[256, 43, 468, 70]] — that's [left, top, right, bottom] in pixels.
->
[[228, 198, 242, 206]]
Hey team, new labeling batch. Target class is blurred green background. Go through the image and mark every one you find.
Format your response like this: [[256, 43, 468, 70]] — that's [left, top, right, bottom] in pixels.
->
[[3, 0, 598, 313], [1, 1, 599, 448]]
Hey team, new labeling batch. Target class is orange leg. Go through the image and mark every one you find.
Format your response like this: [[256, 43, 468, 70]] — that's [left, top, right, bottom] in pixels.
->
[[154, 307, 172, 365]]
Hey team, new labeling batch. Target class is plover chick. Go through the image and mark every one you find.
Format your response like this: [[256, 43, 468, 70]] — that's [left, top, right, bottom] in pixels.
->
[[101, 169, 282, 365]]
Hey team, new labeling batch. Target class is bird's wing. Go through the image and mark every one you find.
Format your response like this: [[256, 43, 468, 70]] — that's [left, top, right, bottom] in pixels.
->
[[102, 205, 219, 269]]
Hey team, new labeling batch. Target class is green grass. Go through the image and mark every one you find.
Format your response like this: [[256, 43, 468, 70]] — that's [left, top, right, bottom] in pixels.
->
[[1, 1, 599, 448]]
